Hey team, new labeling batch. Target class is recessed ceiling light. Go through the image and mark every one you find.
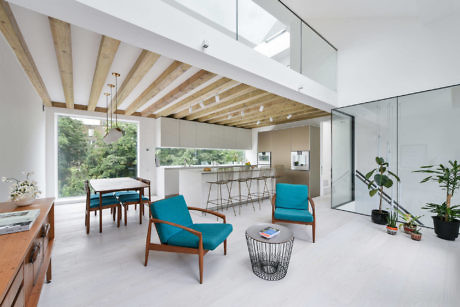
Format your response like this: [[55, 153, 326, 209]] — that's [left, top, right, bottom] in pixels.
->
[[256, 120, 260, 125], [215, 95, 220, 103], [199, 101, 205, 108], [269, 117, 273, 122], [241, 111, 244, 116], [287, 114, 292, 119], [259, 105, 264, 112]]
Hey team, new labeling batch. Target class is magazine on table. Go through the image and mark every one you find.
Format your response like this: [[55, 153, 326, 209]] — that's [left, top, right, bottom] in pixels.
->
[[0, 209, 40, 235], [259, 226, 280, 239]]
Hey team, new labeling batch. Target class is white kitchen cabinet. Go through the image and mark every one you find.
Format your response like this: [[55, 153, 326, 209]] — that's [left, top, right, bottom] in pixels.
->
[[159, 117, 179, 147], [179, 120, 196, 147]]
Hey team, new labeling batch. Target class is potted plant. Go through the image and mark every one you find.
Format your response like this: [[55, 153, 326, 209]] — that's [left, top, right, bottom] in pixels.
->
[[398, 212, 422, 234], [414, 160, 460, 240], [386, 211, 398, 235], [365, 157, 400, 225], [410, 227, 422, 241]]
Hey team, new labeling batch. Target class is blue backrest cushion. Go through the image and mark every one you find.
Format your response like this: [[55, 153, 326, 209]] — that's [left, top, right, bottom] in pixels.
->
[[150, 195, 193, 243], [275, 183, 308, 210]]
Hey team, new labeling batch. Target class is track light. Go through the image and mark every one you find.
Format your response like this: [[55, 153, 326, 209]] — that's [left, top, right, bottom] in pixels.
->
[[215, 95, 220, 103], [269, 117, 273, 122], [189, 106, 193, 113], [241, 110, 244, 116], [287, 114, 292, 119], [256, 120, 260, 125], [199, 101, 205, 108], [259, 105, 264, 112]]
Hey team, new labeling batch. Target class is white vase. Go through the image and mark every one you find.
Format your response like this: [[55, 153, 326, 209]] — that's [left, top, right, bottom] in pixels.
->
[[14, 197, 35, 207]]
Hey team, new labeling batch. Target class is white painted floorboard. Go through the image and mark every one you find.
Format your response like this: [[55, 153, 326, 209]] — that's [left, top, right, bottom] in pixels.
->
[[38, 196, 460, 307]]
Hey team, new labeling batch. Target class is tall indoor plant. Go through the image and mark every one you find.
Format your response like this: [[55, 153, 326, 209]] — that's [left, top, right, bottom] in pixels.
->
[[414, 160, 460, 240], [365, 157, 400, 224]]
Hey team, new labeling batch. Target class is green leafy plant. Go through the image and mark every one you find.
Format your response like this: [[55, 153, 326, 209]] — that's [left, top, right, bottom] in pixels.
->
[[414, 160, 460, 222], [412, 227, 422, 235], [365, 157, 400, 213], [387, 211, 398, 228], [397, 211, 422, 230]]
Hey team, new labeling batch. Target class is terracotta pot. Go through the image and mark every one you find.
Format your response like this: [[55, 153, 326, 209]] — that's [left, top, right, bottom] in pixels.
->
[[386, 226, 398, 235], [403, 224, 416, 234], [411, 232, 422, 241]]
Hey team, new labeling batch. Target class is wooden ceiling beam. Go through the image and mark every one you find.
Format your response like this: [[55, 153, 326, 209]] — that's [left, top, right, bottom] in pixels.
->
[[227, 105, 313, 126], [208, 97, 290, 124], [156, 77, 238, 117], [172, 83, 253, 119], [51, 101, 142, 116], [217, 101, 306, 125], [241, 110, 329, 128], [141, 69, 216, 116], [124, 60, 191, 115], [87, 35, 120, 111], [186, 89, 267, 121], [49, 17, 73, 109], [0, 0, 52, 106], [116, 49, 160, 107]]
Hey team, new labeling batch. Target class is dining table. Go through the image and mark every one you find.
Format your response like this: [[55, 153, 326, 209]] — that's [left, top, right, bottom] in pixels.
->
[[89, 177, 149, 232]]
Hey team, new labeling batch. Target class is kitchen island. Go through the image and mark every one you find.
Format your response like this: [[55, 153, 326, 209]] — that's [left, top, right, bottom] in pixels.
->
[[179, 167, 274, 212]]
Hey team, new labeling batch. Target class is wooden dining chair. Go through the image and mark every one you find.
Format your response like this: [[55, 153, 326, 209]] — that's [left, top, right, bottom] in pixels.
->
[[145, 195, 233, 284], [85, 180, 122, 234], [114, 177, 151, 225]]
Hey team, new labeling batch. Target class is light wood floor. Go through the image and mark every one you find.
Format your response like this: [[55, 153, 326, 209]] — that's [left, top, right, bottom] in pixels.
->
[[39, 196, 460, 307]]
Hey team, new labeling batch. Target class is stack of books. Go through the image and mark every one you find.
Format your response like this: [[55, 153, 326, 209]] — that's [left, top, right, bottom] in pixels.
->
[[259, 226, 280, 239], [0, 209, 40, 235]]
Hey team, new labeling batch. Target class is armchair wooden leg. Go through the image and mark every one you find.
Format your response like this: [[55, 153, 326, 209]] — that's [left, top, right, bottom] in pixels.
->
[[112, 207, 116, 221], [224, 239, 227, 255], [145, 220, 152, 266], [198, 251, 203, 284], [312, 222, 316, 243]]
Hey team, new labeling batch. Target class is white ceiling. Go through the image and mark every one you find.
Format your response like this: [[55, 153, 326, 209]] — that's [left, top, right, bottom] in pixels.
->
[[9, 4, 225, 113], [280, 0, 460, 48]]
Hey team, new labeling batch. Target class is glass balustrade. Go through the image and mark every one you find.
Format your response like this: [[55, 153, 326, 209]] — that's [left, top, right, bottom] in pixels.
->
[[164, 0, 337, 91]]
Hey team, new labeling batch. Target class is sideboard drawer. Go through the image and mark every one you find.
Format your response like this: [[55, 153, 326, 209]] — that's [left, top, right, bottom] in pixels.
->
[[1, 265, 24, 307]]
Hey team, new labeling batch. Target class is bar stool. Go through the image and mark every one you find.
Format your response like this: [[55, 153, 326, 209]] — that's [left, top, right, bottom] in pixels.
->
[[251, 167, 271, 209], [206, 168, 231, 213], [236, 167, 255, 213], [268, 167, 282, 197]]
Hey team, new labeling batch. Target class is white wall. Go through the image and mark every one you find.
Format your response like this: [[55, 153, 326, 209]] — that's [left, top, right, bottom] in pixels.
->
[[45, 108, 157, 198], [0, 34, 46, 201], [312, 17, 460, 106]]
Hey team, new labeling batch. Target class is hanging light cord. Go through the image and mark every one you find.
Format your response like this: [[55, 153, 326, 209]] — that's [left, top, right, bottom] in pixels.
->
[[115, 74, 118, 127], [109, 85, 113, 129]]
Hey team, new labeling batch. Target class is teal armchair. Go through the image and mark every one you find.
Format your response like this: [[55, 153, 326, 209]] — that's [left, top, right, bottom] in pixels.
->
[[145, 195, 233, 284], [272, 183, 316, 242]]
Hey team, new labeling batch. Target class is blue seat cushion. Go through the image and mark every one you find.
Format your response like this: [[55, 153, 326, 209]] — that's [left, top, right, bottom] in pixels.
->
[[89, 196, 120, 208], [150, 195, 193, 243], [274, 208, 313, 223], [115, 191, 149, 203], [275, 183, 309, 210], [90, 193, 114, 200], [167, 223, 233, 251]]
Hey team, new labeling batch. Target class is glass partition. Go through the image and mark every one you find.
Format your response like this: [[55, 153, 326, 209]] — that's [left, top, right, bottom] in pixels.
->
[[164, 0, 337, 90], [331, 84, 460, 227]]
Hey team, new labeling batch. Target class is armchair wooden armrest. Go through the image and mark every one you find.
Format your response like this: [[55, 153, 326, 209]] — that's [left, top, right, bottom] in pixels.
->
[[150, 218, 202, 238], [308, 197, 316, 219], [188, 207, 226, 223]]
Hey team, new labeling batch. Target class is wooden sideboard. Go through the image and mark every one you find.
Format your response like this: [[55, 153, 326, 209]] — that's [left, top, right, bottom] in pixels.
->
[[0, 198, 55, 307]]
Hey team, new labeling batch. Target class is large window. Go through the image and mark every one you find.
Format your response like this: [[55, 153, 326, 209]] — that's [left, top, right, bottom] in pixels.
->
[[155, 148, 245, 166], [57, 115, 138, 198]]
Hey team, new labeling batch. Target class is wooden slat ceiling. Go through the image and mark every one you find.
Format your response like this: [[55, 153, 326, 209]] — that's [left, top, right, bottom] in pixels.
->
[[0, 1, 330, 128]]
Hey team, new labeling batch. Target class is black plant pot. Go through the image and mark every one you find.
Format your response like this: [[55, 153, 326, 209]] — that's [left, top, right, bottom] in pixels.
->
[[432, 216, 460, 241], [371, 209, 389, 225]]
